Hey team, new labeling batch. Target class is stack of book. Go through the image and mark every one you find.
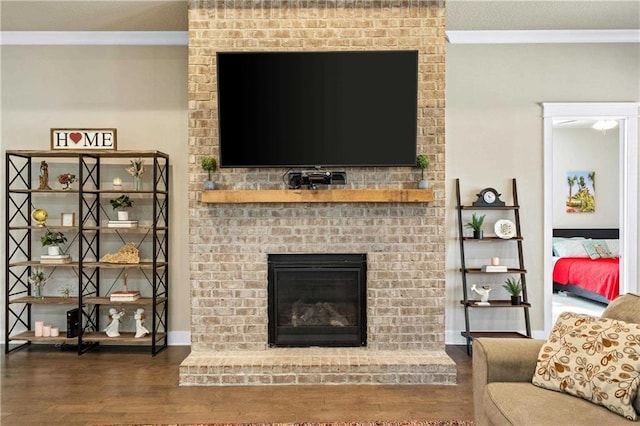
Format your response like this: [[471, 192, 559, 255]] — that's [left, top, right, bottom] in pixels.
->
[[109, 290, 141, 302], [107, 220, 138, 228], [481, 265, 508, 273], [40, 254, 72, 264]]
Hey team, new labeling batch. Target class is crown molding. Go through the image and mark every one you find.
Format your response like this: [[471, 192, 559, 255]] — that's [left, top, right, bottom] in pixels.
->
[[0, 31, 188, 46], [446, 29, 640, 44]]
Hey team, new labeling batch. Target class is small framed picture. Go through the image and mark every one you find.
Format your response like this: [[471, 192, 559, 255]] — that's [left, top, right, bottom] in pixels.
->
[[61, 213, 75, 227]]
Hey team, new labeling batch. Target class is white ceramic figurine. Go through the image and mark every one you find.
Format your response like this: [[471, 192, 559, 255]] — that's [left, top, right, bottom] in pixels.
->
[[471, 284, 492, 306]]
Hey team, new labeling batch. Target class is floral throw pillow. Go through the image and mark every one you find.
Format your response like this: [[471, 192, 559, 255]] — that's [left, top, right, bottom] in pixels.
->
[[582, 239, 614, 259], [532, 312, 640, 420]]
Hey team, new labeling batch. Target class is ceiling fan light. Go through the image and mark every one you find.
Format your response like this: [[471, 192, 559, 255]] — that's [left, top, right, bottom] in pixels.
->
[[592, 120, 618, 131]]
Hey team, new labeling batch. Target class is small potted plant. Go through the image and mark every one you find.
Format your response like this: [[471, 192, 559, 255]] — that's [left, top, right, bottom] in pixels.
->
[[416, 154, 430, 189], [57, 173, 77, 191], [503, 277, 523, 305], [109, 194, 134, 221], [201, 156, 218, 190], [40, 230, 67, 256], [465, 213, 485, 239]]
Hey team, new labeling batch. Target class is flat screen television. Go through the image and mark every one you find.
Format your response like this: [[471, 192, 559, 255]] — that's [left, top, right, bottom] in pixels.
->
[[217, 50, 418, 168]]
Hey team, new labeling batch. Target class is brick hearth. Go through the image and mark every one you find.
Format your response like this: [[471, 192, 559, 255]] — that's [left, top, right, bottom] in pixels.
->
[[183, 0, 449, 386]]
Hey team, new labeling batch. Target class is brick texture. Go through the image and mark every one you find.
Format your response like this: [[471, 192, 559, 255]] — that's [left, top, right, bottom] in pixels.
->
[[186, 0, 447, 384]]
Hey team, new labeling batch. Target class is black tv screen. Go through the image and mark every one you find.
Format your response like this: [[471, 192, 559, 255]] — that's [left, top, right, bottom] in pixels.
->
[[217, 50, 418, 168]]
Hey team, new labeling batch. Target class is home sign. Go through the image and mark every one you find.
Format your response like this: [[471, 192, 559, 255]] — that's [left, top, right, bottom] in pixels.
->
[[51, 128, 117, 151]]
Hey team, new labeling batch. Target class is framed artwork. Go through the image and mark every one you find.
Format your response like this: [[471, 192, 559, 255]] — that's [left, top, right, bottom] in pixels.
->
[[51, 128, 117, 151], [61, 213, 75, 227], [566, 171, 596, 213]]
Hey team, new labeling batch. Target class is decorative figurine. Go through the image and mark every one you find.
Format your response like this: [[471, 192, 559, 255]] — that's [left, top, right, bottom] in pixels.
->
[[471, 284, 492, 306], [38, 161, 52, 190], [104, 307, 125, 337], [134, 308, 149, 338]]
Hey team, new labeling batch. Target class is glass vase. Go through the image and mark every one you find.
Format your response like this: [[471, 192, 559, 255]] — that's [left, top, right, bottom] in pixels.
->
[[133, 176, 141, 190], [33, 284, 44, 300]]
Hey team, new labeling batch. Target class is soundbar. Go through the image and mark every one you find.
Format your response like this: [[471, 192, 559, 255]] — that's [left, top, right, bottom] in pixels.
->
[[287, 170, 347, 189]]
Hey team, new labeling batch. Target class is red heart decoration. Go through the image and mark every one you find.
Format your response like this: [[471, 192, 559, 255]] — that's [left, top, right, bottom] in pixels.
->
[[69, 133, 82, 144]]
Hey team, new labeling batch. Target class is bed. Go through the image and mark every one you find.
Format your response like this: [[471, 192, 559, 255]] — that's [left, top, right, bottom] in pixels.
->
[[552, 228, 620, 304]]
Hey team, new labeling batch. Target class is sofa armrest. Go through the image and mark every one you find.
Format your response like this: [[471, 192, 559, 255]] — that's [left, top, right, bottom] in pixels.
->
[[473, 338, 545, 422]]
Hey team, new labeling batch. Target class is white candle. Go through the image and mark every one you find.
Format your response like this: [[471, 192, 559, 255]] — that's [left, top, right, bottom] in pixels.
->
[[50, 327, 59, 337], [113, 177, 122, 188], [42, 325, 51, 337], [491, 257, 500, 266], [35, 320, 44, 337]]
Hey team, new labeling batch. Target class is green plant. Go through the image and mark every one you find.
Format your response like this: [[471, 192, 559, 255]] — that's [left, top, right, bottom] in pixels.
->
[[502, 277, 523, 296], [464, 213, 485, 232], [109, 194, 133, 210], [416, 154, 430, 180], [40, 230, 67, 247], [201, 156, 218, 180]]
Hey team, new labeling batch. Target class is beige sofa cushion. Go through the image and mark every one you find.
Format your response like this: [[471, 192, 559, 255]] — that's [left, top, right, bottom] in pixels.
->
[[532, 312, 640, 420], [602, 293, 640, 323], [484, 382, 633, 425], [602, 292, 640, 414]]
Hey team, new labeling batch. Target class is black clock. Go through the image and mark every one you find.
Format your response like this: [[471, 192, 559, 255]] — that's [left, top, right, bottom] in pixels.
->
[[472, 188, 505, 207]]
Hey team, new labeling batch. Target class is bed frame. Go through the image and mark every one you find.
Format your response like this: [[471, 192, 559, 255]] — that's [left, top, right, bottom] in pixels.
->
[[552, 228, 619, 305]]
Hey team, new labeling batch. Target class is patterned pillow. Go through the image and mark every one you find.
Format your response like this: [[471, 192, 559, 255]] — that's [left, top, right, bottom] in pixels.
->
[[532, 312, 640, 420], [582, 239, 613, 259]]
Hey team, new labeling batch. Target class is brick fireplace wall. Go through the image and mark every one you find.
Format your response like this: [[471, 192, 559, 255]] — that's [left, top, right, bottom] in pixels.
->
[[188, 1, 446, 356]]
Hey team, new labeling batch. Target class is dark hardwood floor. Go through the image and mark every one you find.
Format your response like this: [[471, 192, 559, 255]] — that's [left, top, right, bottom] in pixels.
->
[[0, 344, 473, 425]]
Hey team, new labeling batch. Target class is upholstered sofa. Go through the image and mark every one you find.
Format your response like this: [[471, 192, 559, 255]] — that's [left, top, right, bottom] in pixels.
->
[[473, 293, 640, 425]]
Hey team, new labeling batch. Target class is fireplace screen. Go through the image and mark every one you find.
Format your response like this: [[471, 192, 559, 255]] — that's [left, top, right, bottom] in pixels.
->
[[268, 254, 367, 347]]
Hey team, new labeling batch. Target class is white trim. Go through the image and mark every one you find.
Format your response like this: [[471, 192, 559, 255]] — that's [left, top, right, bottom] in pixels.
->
[[446, 29, 640, 44], [0, 31, 188, 46], [167, 331, 191, 346], [542, 102, 640, 337]]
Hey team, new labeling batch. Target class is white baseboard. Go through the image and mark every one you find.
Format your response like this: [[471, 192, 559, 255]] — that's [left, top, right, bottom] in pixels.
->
[[167, 331, 191, 346]]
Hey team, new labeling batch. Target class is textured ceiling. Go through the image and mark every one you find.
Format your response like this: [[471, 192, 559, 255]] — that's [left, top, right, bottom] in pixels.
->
[[0, 0, 638, 31]]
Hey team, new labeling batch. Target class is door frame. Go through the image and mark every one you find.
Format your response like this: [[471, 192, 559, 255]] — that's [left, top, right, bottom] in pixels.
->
[[542, 102, 639, 336]]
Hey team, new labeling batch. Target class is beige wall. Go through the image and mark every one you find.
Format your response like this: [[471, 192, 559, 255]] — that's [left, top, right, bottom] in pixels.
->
[[553, 127, 619, 228], [2, 33, 639, 347], [0, 45, 190, 339], [445, 43, 640, 341]]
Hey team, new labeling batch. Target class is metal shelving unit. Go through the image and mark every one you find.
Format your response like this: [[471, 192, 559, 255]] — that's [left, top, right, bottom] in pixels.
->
[[455, 178, 532, 355], [5, 150, 169, 356]]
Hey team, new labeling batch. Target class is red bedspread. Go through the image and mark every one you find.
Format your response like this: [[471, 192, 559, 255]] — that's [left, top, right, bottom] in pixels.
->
[[553, 257, 619, 301]]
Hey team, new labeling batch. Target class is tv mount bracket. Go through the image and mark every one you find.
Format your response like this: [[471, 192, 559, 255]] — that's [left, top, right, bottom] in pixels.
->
[[287, 170, 347, 190]]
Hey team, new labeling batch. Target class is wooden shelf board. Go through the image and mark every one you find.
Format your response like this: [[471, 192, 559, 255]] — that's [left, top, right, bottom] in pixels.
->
[[81, 332, 166, 343], [10, 331, 165, 343], [85, 297, 167, 305], [462, 236, 523, 241], [459, 205, 520, 210], [10, 296, 167, 305], [9, 261, 167, 269], [461, 331, 530, 339], [464, 268, 527, 274], [461, 300, 531, 308], [200, 189, 434, 204], [10, 296, 78, 305], [6, 150, 168, 159], [9, 332, 74, 342]]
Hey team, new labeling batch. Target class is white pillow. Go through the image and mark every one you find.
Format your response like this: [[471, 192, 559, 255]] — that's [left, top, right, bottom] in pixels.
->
[[552, 238, 589, 258], [605, 239, 620, 257]]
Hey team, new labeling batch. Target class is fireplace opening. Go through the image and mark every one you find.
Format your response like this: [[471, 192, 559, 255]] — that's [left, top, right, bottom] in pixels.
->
[[268, 253, 367, 347]]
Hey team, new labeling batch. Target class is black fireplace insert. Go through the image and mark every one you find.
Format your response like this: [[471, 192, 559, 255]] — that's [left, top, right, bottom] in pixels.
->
[[268, 253, 367, 347]]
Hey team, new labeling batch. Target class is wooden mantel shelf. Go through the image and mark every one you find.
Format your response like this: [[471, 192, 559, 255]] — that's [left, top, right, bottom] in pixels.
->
[[200, 189, 433, 204]]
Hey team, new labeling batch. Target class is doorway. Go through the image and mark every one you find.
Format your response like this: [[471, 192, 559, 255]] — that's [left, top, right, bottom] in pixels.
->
[[542, 102, 639, 336]]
